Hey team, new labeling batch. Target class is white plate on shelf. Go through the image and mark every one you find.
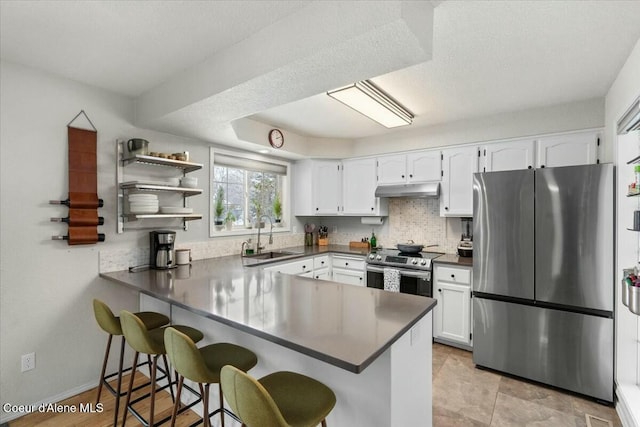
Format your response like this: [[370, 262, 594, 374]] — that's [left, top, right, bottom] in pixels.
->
[[128, 194, 158, 201], [159, 206, 193, 214], [129, 206, 159, 214]]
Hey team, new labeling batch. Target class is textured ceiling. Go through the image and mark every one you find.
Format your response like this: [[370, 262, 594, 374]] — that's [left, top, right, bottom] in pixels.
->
[[1, 1, 639, 156], [251, 0, 640, 139]]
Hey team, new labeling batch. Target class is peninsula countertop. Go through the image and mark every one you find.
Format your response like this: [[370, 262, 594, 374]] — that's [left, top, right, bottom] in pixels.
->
[[100, 246, 437, 373]]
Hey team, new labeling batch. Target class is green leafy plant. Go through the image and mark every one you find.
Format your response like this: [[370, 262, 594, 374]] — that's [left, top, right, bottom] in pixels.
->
[[273, 192, 282, 221], [214, 185, 225, 223], [224, 210, 236, 223]]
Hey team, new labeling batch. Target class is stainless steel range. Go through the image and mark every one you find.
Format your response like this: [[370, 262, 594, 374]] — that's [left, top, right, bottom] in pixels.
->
[[365, 249, 443, 297]]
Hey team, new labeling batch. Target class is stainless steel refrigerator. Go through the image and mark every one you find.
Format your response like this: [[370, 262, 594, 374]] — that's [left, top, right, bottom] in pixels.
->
[[472, 163, 614, 402]]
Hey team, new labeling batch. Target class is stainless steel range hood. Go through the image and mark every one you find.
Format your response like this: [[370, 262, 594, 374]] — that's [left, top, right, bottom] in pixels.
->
[[374, 182, 440, 198]]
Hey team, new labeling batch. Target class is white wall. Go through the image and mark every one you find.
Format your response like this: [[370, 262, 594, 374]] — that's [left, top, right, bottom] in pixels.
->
[[0, 60, 217, 422], [606, 37, 640, 427], [350, 97, 605, 159]]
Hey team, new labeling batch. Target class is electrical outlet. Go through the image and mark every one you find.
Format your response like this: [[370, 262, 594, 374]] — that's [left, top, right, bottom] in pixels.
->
[[21, 352, 35, 372]]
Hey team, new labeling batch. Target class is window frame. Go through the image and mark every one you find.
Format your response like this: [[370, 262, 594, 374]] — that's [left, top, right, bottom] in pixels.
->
[[209, 147, 291, 237]]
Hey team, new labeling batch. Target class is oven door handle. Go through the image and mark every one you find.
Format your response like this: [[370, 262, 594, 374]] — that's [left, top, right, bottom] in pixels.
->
[[398, 270, 431, 280], [366, 265, 431, 280]]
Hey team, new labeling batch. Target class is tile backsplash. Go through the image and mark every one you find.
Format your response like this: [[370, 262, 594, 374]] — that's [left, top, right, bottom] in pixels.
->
[[328, 198, 465, 254], [100, 198, 467, 272]]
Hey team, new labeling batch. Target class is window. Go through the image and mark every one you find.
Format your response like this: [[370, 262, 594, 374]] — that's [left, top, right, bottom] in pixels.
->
[[210, 149, 289, 235]]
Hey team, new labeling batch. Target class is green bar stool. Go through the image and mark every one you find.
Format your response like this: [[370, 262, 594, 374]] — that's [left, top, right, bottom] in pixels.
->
[[164, 326, 258, 427], [93, 299, 170, 427], [220, 365, 336, 427], [120, 310, 204, 427]]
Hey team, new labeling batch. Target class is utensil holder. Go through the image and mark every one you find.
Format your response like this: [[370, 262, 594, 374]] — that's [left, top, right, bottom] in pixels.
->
[[621, 279, 631, 307], [629, 285, 640, 315], [318, 238, 328, 246], [304, 232, 313, 246]]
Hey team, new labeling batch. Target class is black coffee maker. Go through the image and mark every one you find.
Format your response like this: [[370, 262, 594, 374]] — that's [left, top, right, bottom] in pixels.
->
[[150, 230, 176, 269]]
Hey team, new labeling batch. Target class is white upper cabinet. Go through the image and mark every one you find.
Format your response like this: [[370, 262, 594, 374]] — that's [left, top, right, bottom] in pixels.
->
[[377, 150, 441, 185], [407, 150, 442, 182], [293, 159, 342, 216], [313, 161, 342, 215], [536, 130, 600, 168], [377, 154, 407, 185], [440, 146, 479, 217], [342, 158, 388, 216], [481, 139, 535, 172]]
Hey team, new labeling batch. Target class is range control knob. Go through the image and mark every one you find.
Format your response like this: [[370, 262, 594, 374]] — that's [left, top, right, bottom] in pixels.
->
[[411, 259, 418, 265], [376, 255, 382, 261], [420, 259, 427, 266], [369, 254, 375, 260]]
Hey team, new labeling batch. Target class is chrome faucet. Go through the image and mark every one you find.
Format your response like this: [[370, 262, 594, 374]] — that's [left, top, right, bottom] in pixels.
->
[[256, 215, 273, 254]]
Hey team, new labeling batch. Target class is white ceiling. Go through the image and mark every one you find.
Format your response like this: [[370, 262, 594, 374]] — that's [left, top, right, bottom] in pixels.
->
[[252, 1, 640, 139], [1, 1, 640, 151]]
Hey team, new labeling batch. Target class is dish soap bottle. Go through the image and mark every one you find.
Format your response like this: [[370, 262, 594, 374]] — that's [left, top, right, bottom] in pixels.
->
[[370, 231, 377, 249]]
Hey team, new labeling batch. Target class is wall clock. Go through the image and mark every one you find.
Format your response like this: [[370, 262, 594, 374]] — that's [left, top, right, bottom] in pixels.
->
[[268, 129, 284, 149]]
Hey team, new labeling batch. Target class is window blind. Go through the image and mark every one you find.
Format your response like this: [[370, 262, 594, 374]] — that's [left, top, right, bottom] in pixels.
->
[[214, 153, 287, 175]]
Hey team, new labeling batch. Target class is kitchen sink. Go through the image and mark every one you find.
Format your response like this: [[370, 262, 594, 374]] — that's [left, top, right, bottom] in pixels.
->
[[242, 250, 304, 266]]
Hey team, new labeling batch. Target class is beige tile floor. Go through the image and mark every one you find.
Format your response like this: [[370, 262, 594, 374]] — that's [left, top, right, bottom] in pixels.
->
[[432, 343, 621, 427]]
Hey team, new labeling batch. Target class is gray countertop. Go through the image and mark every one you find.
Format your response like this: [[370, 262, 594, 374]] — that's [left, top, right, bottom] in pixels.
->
[[100, 245, 436, 373], [433, 254, 473, 267]]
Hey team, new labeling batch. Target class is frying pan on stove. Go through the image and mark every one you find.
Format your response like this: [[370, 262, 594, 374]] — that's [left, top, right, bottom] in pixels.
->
[[396, 240, 424, 254]]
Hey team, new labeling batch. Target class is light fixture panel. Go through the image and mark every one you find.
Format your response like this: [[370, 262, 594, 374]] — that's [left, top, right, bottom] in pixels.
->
[[327, 80, 413, 128]]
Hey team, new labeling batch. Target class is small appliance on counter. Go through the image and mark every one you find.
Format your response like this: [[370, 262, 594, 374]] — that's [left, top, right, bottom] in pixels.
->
[[457, 218, 473, 257], [150, 230, 176, 269]]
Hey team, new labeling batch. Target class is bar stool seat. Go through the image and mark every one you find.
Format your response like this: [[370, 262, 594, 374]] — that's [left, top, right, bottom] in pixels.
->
[[93, 299, 170, 426], [120, 310, 204, 427], [164, 326, 258, 427], [221, 365, 336, 427]]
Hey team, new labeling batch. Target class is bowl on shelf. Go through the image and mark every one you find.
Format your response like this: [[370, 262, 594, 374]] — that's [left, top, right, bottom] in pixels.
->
[[180, 176, 198, 188], [129, 204, 159, 214]]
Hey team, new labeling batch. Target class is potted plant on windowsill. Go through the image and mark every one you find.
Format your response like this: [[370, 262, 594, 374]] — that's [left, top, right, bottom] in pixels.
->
[[214, 186, 225, 231], [224, 210, 236, 231], [273, 192, 282, 227]]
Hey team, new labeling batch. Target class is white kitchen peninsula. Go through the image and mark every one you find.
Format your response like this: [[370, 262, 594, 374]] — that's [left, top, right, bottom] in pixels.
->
[[101, 253, 436, 426]]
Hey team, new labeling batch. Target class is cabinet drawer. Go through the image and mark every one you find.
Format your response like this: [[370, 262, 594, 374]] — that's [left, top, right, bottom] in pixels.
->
[[314, 255, 330, 270], [435, 265, 471, 285], [332, 255, 365, 271], [265, 258, 313, 275]]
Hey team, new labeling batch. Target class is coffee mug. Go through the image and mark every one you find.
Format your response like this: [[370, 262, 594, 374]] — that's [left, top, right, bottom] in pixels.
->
[[176, 249, 192, 265]]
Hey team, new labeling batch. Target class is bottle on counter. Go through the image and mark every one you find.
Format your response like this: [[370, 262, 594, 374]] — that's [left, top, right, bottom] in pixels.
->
[[635, 165, 640, 186], [370, 231, 377, 249]]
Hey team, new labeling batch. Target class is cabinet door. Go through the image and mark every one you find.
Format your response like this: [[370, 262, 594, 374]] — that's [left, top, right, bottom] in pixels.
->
[[441, 146, 479, 216], [407, 150, 441, 183], [377, 154, 407, 185], [434, 282, 471, 345], [314, 268, 331, 280], [536, 130, 599, 168], [343, 158, 378, 215], [332, 269, 365, 287], [312, 161, 342, 215], [482, 139, 535, 172]]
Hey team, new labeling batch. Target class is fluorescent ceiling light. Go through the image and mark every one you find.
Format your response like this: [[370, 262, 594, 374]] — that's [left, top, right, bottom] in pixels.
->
[[327, 80, 414, 128]]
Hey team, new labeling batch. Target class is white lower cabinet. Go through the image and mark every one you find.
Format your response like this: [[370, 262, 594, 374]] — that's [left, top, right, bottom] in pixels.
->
[[330, 254, 366, 287], [433, 264, 472, 347], [332, 268, 365, 286], [264, 253, 366, 286]]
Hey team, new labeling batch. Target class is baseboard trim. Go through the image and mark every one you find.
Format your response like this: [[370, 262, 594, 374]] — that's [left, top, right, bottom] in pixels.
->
[[616, 383, 640, 427], [0, 380, 99, 424]]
